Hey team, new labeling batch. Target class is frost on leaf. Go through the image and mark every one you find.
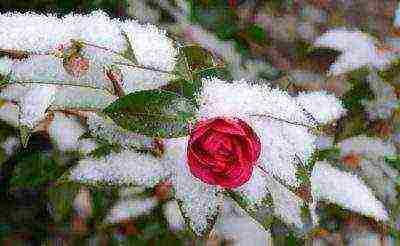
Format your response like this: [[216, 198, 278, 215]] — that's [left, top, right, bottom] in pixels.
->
[[48, 112, 86, 152], [263, 171, 307, 230], [313, 28, 396, 75], [50, 86, 118, 111], [69, 149, 170, 187], [8, 55, 112, 92], [230, 167, 271, 214], [164, 137, 223, 236], [105, 197, 158, 224], [85, 112, 154, 149], [19, 85, 57, 129], [119, 65, 175, 94], [311, 161, 389, 222]]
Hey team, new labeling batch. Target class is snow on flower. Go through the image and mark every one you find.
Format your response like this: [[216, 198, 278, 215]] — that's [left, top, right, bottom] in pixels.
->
[[314, 28, 397, 76]]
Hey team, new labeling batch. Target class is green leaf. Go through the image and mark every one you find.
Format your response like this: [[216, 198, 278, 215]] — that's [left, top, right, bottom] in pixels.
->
[[120, 30, 139, 64], [46, 182, 80, 223], [19, 125, 31, 148], [103, 89, 197, 138], [9, 152, 64, 190], [384, 155, 400, 171], [174, 46, 214, 82]]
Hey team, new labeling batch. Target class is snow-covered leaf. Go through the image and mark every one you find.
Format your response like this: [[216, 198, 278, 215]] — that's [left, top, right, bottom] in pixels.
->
[[1, 136, 19, 157], [337, 135, 396, 159], [105, 197, 158, 224], [50, 86, 118, 110], [48, 112, 86, 152], [311, 161, 389, 222], [296, 91, 346, 124], [85, 112, 154, 150], [118, 65, 175, 94], [19, 84, 57, 129], [314, 29, 396, 75], [215, 199, 273, 246], [253, 118, 316, 187], [0, 102, 19, 127], [0, 11, 126, 54], [8, 55, 112, 92], [263, 171, 307, 230], [229, 167, 272, 214], [120, 20, 177, 71], [69, 149, 170, 187], [362, 71, 398, 120], [164, 137, 223, 236], [199, 78, 313, 126], [163, 200, 186, 232]]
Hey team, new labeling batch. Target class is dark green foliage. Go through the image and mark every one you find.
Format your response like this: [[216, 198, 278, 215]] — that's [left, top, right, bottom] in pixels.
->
[[9, 152, 64, 190]]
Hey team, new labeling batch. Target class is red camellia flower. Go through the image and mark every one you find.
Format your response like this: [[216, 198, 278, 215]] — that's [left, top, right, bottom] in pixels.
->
[[187, 117, 261, 188]]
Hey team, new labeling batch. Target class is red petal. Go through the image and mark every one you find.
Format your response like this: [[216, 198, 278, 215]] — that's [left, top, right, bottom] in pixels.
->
[[210, 118, 247, 136]]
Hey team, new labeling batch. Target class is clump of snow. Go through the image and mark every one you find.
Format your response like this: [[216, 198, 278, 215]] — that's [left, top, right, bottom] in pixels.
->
[[105, 197, 158, 224], [19, 85, 57, 129], [1, 136, 20, 156], [163, 200, 185, 232], [199, 78, 312, 125], [77, 138, 98, 155], [120, 20, 177, 71], [73, 187, 92, 219], [296, 91, 346, 124], [314, 28, 396, 75], [70, 149, 169, 187], [48, 112, 86, 152], [0, 102, 19, 127], [311, 161, 389, 222], [337, 135, 396, 159]]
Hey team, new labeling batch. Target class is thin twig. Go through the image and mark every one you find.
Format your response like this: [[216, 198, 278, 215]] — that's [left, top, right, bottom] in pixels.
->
[[114, 61, 175, 75], [249, 113, 319, 130], [1, 80, 114, 96]]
